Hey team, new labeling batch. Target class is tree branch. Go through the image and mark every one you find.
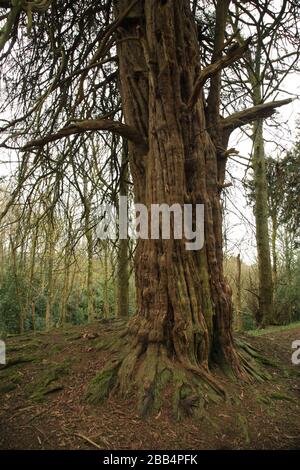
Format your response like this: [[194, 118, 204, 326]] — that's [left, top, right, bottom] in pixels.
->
[[188, 37, 252, 110], [222, 98, 295, 133], [23, 119, 148, 153]]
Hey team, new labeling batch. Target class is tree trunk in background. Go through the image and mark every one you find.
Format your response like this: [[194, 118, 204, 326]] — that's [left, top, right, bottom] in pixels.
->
[[252, 119, 274, 325], [230, 24, 275, 327], [83, 176, 95, 323], [117, 140, 129, 318], [45, 226, 55, 330], [59, 242, 71, 325], [0, 234, 4, 283], [284, 230, 293, 323], [103, 242, 110, 319], [28, 226, 38, 331], [91, 0, 252, 416], [271, 211, 278, 286], [235, 254, 242, 331], [10, 236, 25, 334]]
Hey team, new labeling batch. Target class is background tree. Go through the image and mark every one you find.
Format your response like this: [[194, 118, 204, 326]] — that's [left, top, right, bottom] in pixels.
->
[[224, 0, 300, 325]]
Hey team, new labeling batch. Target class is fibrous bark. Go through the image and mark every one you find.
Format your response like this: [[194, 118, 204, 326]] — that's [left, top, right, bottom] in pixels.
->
[[86, 0, 254, 417], [21, 0, 283, 417]]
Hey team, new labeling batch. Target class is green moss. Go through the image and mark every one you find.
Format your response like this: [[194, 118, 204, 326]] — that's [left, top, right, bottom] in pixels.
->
[[94, 336, 122, 352], [151, 367, 172, 414], [2, 355, 36, 369], [237, 414, 250, 444], [85, 363, 119, 404], [27, 362, 69, 402], [248, 322, 300, 337], [0, 383, 17, 394], [7, 339, 42, 353], [269, 392, 295, 403], [49, 344, 64, 354], [9, 371, 23, 384], [66, 333, 82, 341], [256, 394, 271, 405]]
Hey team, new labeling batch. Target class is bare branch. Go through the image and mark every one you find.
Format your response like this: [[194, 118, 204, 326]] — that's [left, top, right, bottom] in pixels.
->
[[188, 37, 252, 110], [222, 98, 295, 134], [23, 119, 148, 153]]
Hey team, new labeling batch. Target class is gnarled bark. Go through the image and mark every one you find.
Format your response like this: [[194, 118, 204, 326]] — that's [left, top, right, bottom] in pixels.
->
[[86, 0, 253, 417]]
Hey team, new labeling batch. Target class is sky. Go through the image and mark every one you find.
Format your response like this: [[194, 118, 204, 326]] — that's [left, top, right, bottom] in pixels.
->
[[225, 75, 299, 264]]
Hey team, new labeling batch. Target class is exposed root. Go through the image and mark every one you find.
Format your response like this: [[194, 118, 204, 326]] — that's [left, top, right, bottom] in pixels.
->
[[85, 327, 274, 418], [86, 340, 226, 419], [85, 360, 121, 404], [235, 338, 273, 381]]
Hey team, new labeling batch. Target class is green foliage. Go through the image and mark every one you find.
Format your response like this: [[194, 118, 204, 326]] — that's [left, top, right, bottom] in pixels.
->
[[241, 309, 256, 331], [0, 268, 26, 334], [0, 259, 136, 334], [248, 321, 300, 336], [274, 258, 300, 324]]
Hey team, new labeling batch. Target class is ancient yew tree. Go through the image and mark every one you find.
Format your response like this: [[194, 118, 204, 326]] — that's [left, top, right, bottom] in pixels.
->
[[0, 0, 293, 416]]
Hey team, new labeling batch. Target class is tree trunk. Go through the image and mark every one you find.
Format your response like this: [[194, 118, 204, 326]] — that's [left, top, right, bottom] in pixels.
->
[[83, 176, 95, 323], [117, 140, 129, 318], [45, 226, 55, 330], [28, 226, 38, 331], [58, 243, 71, 326], [271, 211, 278, 286], [235, 254, 242, 331], [252, 119, 274, 325], [103, 242, 110, 319], [10, 236, 25, 334], [88, 0, 257, 416], [0, 234, 4, 284]]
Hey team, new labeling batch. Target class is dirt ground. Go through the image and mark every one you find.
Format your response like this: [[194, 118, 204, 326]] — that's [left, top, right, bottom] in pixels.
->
[[0, 321, 299, 450]]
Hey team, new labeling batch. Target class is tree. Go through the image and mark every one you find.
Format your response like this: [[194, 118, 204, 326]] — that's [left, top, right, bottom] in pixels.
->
[[0, 0, 293, 416], [226, 0, 300, 325], [265, 135, 300, 324], [117, 140, 130, 318]]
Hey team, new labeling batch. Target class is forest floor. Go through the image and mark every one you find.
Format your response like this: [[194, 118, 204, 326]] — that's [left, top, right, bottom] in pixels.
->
[[0, 321, 300, 450]]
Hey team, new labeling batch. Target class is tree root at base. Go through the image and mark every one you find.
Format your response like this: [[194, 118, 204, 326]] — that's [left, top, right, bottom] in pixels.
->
[[85, 327, 276, 418]]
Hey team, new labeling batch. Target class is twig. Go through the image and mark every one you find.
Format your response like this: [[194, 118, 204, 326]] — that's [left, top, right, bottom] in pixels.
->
[[74, 432, 103, 450]]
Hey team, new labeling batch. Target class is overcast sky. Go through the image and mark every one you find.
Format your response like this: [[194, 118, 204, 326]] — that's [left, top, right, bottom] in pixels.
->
[[226, 73, 299, 264]]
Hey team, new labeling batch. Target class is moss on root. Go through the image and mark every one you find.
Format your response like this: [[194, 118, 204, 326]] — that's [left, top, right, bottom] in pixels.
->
[[6, 340, 42, 353], [26, 362, 69, 402], [84, 331, 277, 419], [85, 342, 226, 419], [0, 383, 17, 394], [235, 339, 274, 381], [94, 336, 124, 353], [85, 361, 121, 404], [1, 355, 36, 369], [269, 392, 295, 403]]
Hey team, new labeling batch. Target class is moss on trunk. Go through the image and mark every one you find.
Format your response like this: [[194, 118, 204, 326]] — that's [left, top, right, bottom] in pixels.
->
[[85, 0, 267, 417]]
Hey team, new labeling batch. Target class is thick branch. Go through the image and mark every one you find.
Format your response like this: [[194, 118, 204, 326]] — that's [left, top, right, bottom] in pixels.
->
[[23, 119, 148, 152], [222, 98, 294, 134], [188, 37, 252, 110], [206, 0, 231, 120]]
